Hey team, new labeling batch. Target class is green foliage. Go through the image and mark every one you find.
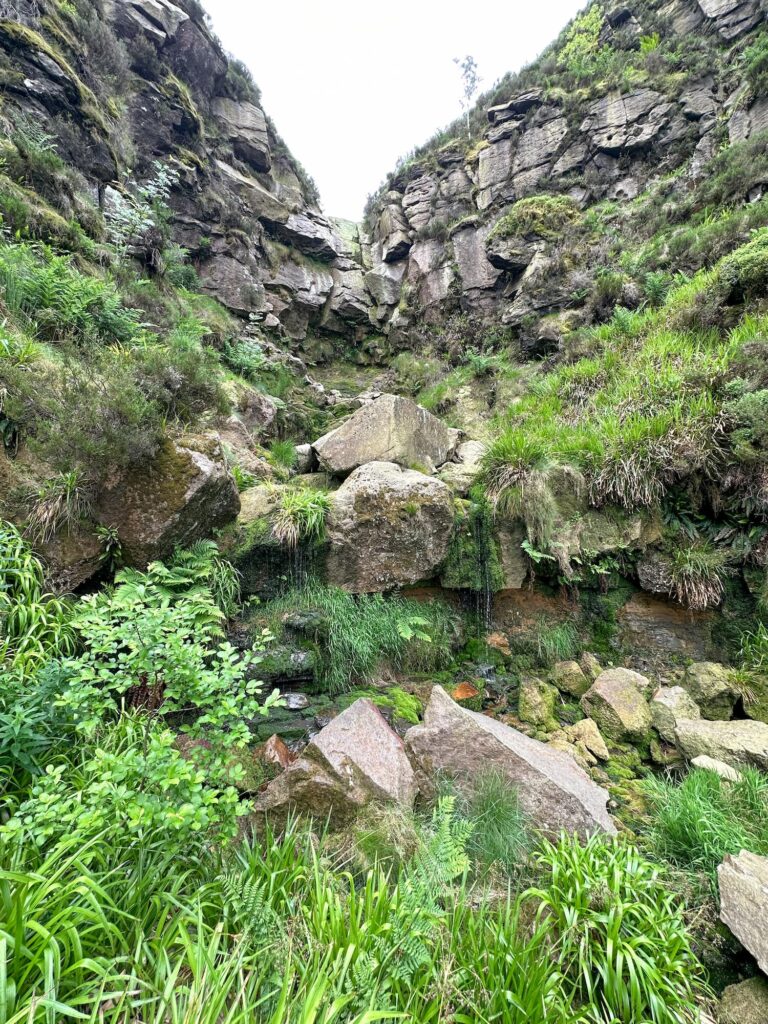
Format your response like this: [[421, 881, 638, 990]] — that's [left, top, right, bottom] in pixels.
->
[[639, 32, 661, 54], [8, 714, 244, 847], [0, 240, 138, 346], [643, 767, 768, 881], [527, 832, 706, 1023], [740, 620, 768, 670], [0, 521, 75, 676], [718, 227, 768, 300], [667, 541, 731, 610], [56, 548, 278, 760], [25, 469, 91, 542], [105, 160, 179, 260], [536, 618, 580, 667], [272, 488, 331, 548], [441, 498, 504, 593], [268, 439, 298, 470], [744, 29, 768, 95], [557, 5, 613, 82], [264, 583, 456, 693], [452, 770, 532, 879], [488, 195, 579, 241]]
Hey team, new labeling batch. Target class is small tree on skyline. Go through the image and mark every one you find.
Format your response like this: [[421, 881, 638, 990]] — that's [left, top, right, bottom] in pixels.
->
[[454, 54, 481, 139]]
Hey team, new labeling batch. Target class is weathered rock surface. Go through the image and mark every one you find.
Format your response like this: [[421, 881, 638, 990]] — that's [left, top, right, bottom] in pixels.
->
[[651, 686, 701, 743], [255, 698, 416, 827], [718, 851, 768, 973], [213, 97, 270, 171], [97, 434, 239, 567], [718, 977, 768, 1024], [683, 662, 738, 720], [405, 686, 616, 837], [581, 669, 652, 743], [675, 718, 768, 770], [325, 462, 454, 592], [518, 676, 558, 729], [550, 660, 590, 698], [313, 394, 451, 476]]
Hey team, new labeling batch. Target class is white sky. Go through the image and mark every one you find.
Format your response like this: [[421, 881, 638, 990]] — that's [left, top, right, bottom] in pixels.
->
[[203, 1, 586, 221]]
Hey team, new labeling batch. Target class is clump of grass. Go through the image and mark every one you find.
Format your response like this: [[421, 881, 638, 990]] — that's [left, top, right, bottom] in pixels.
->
[[263, 582, 457, 692], [25, 469, 92, 542], [488, 194, 579, 241], [643, 766, 768, 882], [271, 488, 330, 548], [668, 542, 731, 610], [535, 618, 580, 667], [452, 770, 533, 879], [268, 439, 297, 471]]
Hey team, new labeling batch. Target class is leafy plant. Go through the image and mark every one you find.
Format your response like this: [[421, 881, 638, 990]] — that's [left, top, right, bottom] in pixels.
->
[[527, 832, 706, 1023], [269, 439, 298, 471]]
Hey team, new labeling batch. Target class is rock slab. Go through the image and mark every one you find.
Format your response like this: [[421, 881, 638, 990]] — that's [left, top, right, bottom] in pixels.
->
[[255, 698, 416, 827], [675, 718, 768, 770], [313, 394, 451, 476], [405, 686, 615, 838], [718, 850, 768, 973], [581, 668, 652, 743]]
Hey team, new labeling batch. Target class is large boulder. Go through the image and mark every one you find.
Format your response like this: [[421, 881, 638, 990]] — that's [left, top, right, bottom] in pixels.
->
[[675, 718, 768, 770], [550, 660, 590, 698], [405, 686, 615, 837], [313, 394, 451, 476], [254, 698, 416, 827], [683, 662, 738, 720], [96, 434, 240, 567], [718, 851, 768, 973], [580, 669, 652, 744], [651, 686, 701, 744], [325, 462, 454, 592]]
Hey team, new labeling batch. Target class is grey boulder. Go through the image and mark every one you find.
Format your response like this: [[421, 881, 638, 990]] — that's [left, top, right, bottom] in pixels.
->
[[405, 686, 616, 838], [675, 718, 768, 770], [718, 850, 768, 973]]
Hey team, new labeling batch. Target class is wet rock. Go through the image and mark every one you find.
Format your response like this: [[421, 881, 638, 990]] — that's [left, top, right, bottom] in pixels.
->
[[405, 686, 615, 837], [718, 977, 768, 1024], [313, 394, 450, 476], [618, 593, 715, 660], [651, 686, 701, 743], [718, 851, 768, 972], [581, 669, 652, 743], [550, 660, 590, 698], [675, 718, 768, 770], [325, 462, 454, 593], [255, 698, 416, 827], [683, 662, 738, 720]]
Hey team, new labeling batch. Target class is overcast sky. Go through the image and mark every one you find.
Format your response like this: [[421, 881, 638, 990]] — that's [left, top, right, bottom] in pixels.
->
[[202, 1, 586, 221]]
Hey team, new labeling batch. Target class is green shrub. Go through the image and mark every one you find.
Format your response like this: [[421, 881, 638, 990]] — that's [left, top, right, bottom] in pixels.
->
[[0, 520, 75, 676], [744, 29, 768, 95], [557, 5, 613, 81], [719, 228, 768, 301], [0, 240, 138, 346], [488, 195, 579, 241], [527, 832, 707, 1023], [725, 387, 768, 464], [643, 767, 768, 881]]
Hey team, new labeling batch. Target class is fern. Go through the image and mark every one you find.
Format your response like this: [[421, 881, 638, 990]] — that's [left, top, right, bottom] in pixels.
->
[[221, 871, 277, 946]]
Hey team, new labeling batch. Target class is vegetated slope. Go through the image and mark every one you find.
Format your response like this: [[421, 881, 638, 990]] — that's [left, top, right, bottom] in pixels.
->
[[0, 0, 374, 588], [359, 0, 768, 651]]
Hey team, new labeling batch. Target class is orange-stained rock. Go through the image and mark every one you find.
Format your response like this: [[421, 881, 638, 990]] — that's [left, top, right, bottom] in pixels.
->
[[452, 681, 480, 701], [262, 734, 296, 770], [485, 632, 511, 656]]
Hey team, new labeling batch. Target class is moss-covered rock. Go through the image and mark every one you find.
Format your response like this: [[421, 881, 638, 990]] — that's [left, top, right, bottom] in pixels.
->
[[518, 675, 559, 731], [581, 668, 652, 744]]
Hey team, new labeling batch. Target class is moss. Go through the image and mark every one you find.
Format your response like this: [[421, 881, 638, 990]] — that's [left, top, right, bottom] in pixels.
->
[[580, 581, 634, 661], [0, 20, 110, 133], [440, 499, 505, 592], [487, 195, 580, 242], [161, 73, 204, 138], [711, 576, 759, 664]]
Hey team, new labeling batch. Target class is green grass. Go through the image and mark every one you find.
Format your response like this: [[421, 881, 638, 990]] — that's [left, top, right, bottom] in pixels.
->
[[261, 582, 457, 693], [272, 488, 331, 548], [643, 767, 768, 883]]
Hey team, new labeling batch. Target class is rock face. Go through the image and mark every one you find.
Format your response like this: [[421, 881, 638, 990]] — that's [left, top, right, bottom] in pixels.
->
[[581, 669, 652, 743], [682, 662, 738, 720], [255, 698, 416, 827], [405, 686, 616, 837], [325, 462, 454, 592], [675, 718, 768, 770], [313, 395, 451, 476], [651, 686, 701, 743], [96, 434, 240, 567], [718, 851, 768, 973]]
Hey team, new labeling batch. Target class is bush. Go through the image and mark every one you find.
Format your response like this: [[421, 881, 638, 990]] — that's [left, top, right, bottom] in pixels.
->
[[488, 195, 579, 241], [527, 832, 707, 1023], [744, 29, 768, 96], [718, 228, 768, 301]]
